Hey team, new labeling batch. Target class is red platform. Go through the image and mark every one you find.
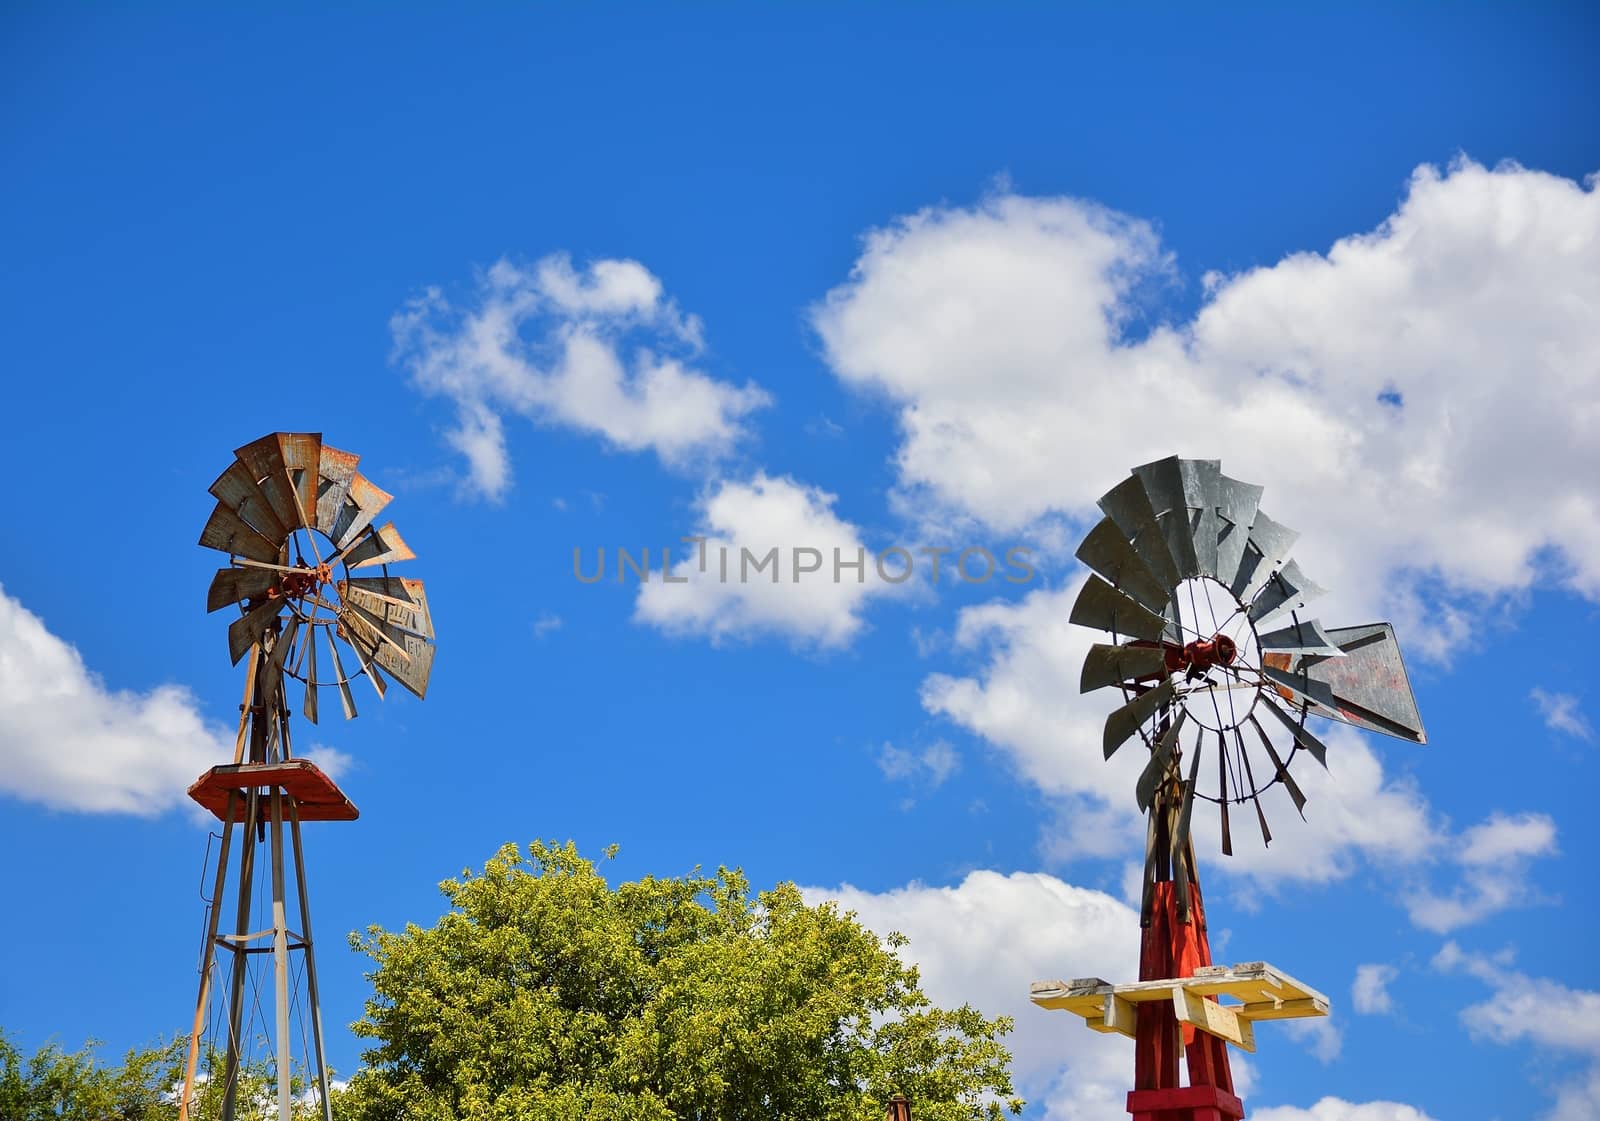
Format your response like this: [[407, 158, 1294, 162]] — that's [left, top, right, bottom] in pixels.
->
[[188, 761, 358, 822], [1127, 1086, 1244, 1121]]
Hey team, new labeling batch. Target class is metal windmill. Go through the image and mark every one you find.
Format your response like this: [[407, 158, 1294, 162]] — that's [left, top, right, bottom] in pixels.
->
[[1030, 456, 1424, 1121], [179, 432, 436, 1121]]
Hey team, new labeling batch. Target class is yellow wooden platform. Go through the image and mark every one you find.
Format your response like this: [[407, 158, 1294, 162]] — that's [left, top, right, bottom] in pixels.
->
[[1029, 961, 1329, 1053]]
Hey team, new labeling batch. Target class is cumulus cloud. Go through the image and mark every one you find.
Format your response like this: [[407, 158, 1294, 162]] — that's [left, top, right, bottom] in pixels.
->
[[392, 254, 769, 500], [1351, 963, 1398, 1015], [0, 584, 232, 815], [1531, 688, 1594, 742], [1251, 1099, 1441, 1121], [878, 740, 961, 789], [814, 160, 1600, 649], [1404, 812, 1557, 932], [633, 474, 904, 648]]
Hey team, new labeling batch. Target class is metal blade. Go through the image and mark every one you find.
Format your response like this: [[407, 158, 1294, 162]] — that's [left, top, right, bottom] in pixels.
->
[[225, 597, 282, 665], [343, 522, 416, 570], [1070, 575, 1170, 643], [235, 433, 322, 532], [1218, 729, 1232, 856], [325, 628, 358, 720], [1237, 726, 1272, 846], [1213, 475, 1264, 590], [1081, 642, 1167, 694], [1133, 456, 1200, 579], [303, 627, 319, 724], [1229, 510, 1299, 603], [208, 460, 288, 544], [371, 627, 434, 700], [1250, 713, 1307, 818], [1260, 694, 1330, 769], [1075, 518, 1169, 615], [1140, 802, 1160, 926], [1136, 710, 1188, 812], [1180, 459, 1222, 578], [1097, 473, 1182, 588], [1250, 558, 1327, 628], [1171, 736, 1204, 885], [1258, 618, 1347, 658], [341, 577, 433, 639], [1296, 623, 1427, 744], [199, 502, 284, 564], [339, 611, 390, 699], [206, 567, 277, 613], [329, 473, 394, 552], [276, 432, 322, 529], [314, 445, 361, 537], [1103, 680, 1175, 760]]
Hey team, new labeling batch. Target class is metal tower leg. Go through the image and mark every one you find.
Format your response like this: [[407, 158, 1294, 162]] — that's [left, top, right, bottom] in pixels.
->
[[269, 787, 292, 1121], [220, 788, 262, 1121], [290, 803, 336, 1121], [179, 792, 237, 1121]]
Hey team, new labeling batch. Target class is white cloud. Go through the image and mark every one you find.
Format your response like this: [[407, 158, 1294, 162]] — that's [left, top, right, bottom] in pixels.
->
[[392, 254, 768, 500], [1531, 687, 1594, 742], [1404, 812, 1557, 932], [298, 744, 353, 782], [1283, 1016, 1343, 1064], [877, 740, 960, 788], [1351, 963, 1398, 1015], [532, 612, 564, 639], [1251, 1099, 1441, 1121], [0, 584, 231, 815], [814, 160, 1600, 646], [633, 474, 903, 648]]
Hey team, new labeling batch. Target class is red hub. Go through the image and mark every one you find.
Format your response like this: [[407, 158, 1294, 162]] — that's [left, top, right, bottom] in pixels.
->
[[1164, 633, 1237, 675]]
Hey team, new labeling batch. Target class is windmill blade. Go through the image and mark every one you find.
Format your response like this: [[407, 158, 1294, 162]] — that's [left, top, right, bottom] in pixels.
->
[[1250, 559, 1327, 628], [342, 522, 416, 570], [339, 610, 391, 699], [314, 444, 361, 537], [1133, 456, 1201, 579], [199, 503, 284, 565], [343, 606, 434, 700], [1249, 713, 1307, 818], [1179, 458, 1223, 578], [206, 567, 278, 613], [1139, 805, 1160, 925], [1081, 641, 1167, 694], [226, 596, 283, 664], [1291, 623, 1426, 744], [1097, 473, 1182, 588], [1237, 726, 1272, 846], [1136, 710, 1188, 812], [1214, 475, 1264, 589], [329, 473, 394, 552], [1070, 575, 1170, 643], [208, 460, 288, 544], [1229, 510, 1299, 603], [1171, 735, 1205, 882], [235, 432, 322, 531], [302, 626, 319, 724], [1103, 680, 1175, 760], [342, 577, 433, 640], [324, 627, 358, 720], [1218, 729, 1232, 856], [1258, 618, 1347, 658], [1074, 518, 1169, 615], [1259, 694, 1330, 769]]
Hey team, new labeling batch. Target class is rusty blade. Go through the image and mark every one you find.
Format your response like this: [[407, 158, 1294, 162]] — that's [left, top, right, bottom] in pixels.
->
[[1218, 729, 1232, 856], [342, 577, 433, 639], [1075, 517, 1169, 615], [343, 522, 416, 570], [236, 433, 321, 532], [206, 567, 278, 613], [303, 626, 319, 724], [1259, 694, 1330, 769], [1250, 713, 1307, 818], [1133, 456, 1200, 579], [314, 445, 361, 537], [329, 473, 394, 552], [208, 460, 288, 544], [199, 502, 284, 564], [1103, 679, 1175, 760], [1081, 642, 1167, 694], [1070, 575, 1169, 643], [1097, 473, 1182, 588], [1296, 623, 1427, 744], [339, 611, 390, 699], [1237, 726, 1272, 846], [1136, 710, 1188, 812], [1214, 475, 1264, 590], [1250, 559, 1327, 628], [324, 628, 358, 720], [277, 432, 322, 529], [227, 597, 282, 665], [1230, 510, 1299, 603], [370, 627, 434, 700]]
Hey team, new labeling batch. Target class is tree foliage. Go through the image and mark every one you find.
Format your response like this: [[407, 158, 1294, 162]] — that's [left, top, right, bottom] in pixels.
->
[[342, 841, 1022, 1121]]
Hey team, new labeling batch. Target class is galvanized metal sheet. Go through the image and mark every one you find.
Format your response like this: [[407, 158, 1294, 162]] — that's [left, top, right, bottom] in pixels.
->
[[1230, 510, 1299, 603], [1136, 711, 1187, 812], [1250, 713, 1306, 817], [208, 460, 288, 544], [1097, 473, 1181, 588], [1080, 641, 1168, 694], [1213, 476, 1263, 589], [199, 502, 285, 565], [343, 522, 416, 570], [338, 611, 390, 699], [1249, 559, 1327, 628], [1074, 518, 1169, 615], [276, 432, 322, 528], [206, 566, 279, 613], [368, 623, 434, 700], [1133, 456, 1200, 579], [1257, 618, 1346, 658], [1297, 623, 1426, 744], [1259, 693, 1330, 768], [227, 597, 283, 665], [1070, 575, 1170, 643], [324, 629, 357, 720], [330, 473, 394, 552], [1180, 459, 1222, 578], [302, 628, 319, 725], [1171, 740, 1204, 876], [342, 577, 433, 639], [1103, 679, 1175, 760], [235, 433, 314, 532], [314, 445, 361, 537]]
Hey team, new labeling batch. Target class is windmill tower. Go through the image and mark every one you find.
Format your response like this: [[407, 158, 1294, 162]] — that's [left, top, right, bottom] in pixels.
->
[[180, 433, 436, 1121], [1031, 456, 1424, 1121]]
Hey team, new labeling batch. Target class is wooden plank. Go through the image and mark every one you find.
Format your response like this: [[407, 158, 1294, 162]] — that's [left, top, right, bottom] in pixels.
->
[[1085, 994, 1138, 1039], [1238, 997, 1329, 1022], [1173, 989, 1255, 1052]]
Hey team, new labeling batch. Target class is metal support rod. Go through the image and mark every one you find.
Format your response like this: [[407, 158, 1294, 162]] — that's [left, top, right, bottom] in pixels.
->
[[179, 792, 238, 1121], [220, 787, 260, 1121], [290, 801, 335, 1121], [270, 787, 291, 1121]]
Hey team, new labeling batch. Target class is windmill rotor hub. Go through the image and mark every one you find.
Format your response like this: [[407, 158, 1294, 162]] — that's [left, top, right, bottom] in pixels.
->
[[1168, 633, 1238, 675]]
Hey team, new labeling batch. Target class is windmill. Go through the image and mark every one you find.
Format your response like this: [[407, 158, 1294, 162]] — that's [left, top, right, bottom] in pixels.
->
[[179, 433, 436, 1121], [1029, 456, 1424, 1121]]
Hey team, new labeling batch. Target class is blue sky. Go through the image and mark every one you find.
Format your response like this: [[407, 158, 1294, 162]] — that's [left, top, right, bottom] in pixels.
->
[[2, 4, 1598, 1118]]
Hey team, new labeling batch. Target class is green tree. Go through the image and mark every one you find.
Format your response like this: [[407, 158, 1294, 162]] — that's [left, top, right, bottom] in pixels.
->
[[0, 1031, 180, 1120], [343, 841, 1022, 1121]]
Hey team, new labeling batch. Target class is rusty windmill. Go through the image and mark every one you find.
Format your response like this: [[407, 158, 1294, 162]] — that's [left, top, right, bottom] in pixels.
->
[[1030, 456, 1424, 1121], [180, 433, 436, 1121]]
